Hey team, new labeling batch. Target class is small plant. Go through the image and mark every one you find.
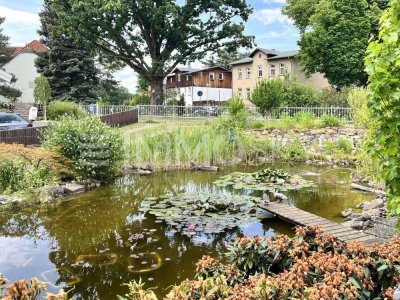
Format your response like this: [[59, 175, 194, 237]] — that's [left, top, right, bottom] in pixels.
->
[[294, 112, 315, 128], [249, 120, 264, 129], [283, 138, 307, 160], [117, 279, 157, 300], [47, 101, 87, 120], [321, 115, 340, 127], [0, 277, 47, 300], [42, 117, 124, 180]]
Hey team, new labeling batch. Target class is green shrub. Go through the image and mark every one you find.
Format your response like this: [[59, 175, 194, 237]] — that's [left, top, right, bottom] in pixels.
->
[[227, 96, 246, 116], [220, 96, 248, 129], [249, 120, 265, 129], [283, 80, 319, 107], [282, 139, 307, 161], [318, 87, 350, 107], [294, 112, 315, 127], [321, 115, 340, 127], [42, 117, 124, 180], [347, 87, 371, 128], [251, 79, 285, 116], [47, 101, 87, 120]]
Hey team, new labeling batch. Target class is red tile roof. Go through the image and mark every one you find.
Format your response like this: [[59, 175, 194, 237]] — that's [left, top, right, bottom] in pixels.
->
[[11, 40, 48, 55]]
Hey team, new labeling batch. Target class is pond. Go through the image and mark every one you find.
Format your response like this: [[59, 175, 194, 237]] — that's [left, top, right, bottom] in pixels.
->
[[0, 163, 375, 299]]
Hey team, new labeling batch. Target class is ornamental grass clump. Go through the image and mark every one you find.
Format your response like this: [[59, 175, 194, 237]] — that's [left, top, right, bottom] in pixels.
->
[[42, 117, 124, 180]]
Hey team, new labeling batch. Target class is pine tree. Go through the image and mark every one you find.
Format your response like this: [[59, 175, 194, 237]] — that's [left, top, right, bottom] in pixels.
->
[[35, 0, 100, 104]]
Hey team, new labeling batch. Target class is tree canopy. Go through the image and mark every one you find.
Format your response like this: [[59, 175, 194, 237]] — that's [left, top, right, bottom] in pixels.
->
[[0, 17, 22, 103], [283, 0, 388, 88], [202, 49, 251, 70], [36, 0, 100, 103], [51, 0, 254, 104], [365, 0, 400, 215]]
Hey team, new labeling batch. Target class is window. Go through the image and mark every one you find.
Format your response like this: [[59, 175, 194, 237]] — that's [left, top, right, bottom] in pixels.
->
[[209, 72, 215, 81], [258, 65, 263, 77], [238, 68, 243, 80], [238, 88, 243, 98], [186, 75, 190, 81], [258, 53, 262, 58], [270, 64, 276, 77], [246, 88, 251, 100], [246, 67, 251, 79], [178, 74, 181, 82], [280, 64, 286, 75], [219, 73, 224, 81]]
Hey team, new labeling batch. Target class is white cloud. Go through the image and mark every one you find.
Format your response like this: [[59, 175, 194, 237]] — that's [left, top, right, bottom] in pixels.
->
[[253, 8, 292, 25], [114, 66, 138, 93], [0, 5, 40, 25]]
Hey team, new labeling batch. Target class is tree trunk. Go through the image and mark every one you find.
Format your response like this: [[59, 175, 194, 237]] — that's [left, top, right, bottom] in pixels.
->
[[150, 77, 165, 105]]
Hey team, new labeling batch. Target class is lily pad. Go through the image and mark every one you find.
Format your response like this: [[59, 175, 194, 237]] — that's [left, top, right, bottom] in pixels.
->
[[214, 168, 314, 192], [140, 193, 265, 237]]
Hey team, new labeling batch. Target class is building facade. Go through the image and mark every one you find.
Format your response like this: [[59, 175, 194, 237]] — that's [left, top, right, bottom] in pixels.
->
[[231, 48, 330, 104], [166, 66, 233, 106], [0, 40, 48, 104]]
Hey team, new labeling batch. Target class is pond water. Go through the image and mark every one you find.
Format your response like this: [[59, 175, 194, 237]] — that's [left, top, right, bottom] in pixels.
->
[[0, 163, 375, 299]]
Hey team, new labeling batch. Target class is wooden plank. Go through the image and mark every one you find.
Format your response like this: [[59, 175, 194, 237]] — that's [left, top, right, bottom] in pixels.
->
[[259, 203, 384, 244]]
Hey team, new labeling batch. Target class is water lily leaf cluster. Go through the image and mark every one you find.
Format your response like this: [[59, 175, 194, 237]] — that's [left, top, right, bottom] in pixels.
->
[[214, 168, 314, 192], [140, 193, 265, 237]]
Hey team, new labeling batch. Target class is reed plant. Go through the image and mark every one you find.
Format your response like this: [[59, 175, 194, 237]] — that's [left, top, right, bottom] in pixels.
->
[[127, 126, 272, 169]]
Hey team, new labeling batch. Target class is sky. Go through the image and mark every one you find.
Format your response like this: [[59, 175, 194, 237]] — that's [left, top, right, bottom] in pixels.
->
[[0, 0, 299, 93]]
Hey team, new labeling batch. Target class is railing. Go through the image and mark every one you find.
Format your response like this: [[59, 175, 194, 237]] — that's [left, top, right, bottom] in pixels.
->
[[248, 106, 353, 121], [137, 105, 228, 123], [79, 105, 136, 117], [79, 104, 353, 123]]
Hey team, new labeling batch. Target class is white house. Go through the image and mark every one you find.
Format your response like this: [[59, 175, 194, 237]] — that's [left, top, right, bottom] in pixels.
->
[[0, 40, 48, 104], [166, 66, 233, 106]]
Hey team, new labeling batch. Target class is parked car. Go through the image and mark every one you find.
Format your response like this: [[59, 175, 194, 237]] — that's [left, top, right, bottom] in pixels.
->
[[0, 112, 33, 131], [194, 107, 220, 117]]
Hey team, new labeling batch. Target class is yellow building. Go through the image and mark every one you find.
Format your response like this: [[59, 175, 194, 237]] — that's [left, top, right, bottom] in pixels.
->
[[231, 48, 330, 103]]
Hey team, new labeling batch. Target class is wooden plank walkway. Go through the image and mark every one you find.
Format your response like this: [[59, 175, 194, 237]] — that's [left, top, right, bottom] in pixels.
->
[[260, 202, 384, 244]]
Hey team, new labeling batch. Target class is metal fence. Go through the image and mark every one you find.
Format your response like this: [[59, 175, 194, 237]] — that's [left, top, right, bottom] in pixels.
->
[[79, 105, 137, 116], [248, 106, 353, 122], [137, 105, 228, 123], [79, 105, 353, 123]]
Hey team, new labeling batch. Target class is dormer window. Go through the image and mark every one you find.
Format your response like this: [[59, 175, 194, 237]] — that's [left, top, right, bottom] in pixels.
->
[[178, 74, 181, 82], [209, 72, 215, 81], [219, 73, 224, 81], [186, 75, 189, 81]]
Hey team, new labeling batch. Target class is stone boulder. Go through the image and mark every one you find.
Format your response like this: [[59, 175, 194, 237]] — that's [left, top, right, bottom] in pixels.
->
[[363, 198, 384, 211], [340, 208, 354, 218], [64, 183, 85, 195]]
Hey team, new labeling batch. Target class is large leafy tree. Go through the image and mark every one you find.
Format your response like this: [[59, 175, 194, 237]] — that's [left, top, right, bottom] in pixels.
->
[[283, 0, 387, 88], [202, 49, 251, 70], [365, 0, 400, 215], [51, 0, 254, 104], [0, 17, 22, 103], [35, 0, 100, 103]]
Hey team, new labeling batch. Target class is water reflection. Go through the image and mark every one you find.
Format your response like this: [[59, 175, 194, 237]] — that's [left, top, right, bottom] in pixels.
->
[[0, 163, 375, 299]]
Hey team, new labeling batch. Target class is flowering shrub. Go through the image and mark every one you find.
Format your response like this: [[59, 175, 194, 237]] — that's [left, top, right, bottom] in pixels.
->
[[43, 117, 124, 180], [124, 226, 400, 300], [0, 144, 73, 194]]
